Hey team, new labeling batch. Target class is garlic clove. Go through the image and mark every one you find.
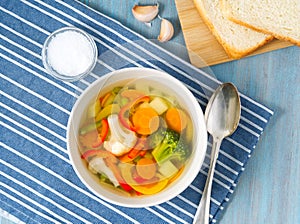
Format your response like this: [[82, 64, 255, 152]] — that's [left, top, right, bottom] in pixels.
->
[[132, 4, 159, 23], [157, 18, 174, 42]]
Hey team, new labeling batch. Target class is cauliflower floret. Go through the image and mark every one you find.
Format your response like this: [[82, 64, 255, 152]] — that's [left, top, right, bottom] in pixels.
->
[[103, 134, 131, 156]]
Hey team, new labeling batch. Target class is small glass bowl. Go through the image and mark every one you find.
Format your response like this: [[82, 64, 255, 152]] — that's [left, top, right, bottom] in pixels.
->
[[42, 27, 98, 82]]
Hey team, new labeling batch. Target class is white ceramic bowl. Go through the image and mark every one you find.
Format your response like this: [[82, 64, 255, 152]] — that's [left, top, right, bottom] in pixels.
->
[[67, 67, 207, 207]]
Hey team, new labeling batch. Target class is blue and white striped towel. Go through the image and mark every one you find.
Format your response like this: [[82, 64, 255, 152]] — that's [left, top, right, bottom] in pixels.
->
[[0, 0, 273, 223]]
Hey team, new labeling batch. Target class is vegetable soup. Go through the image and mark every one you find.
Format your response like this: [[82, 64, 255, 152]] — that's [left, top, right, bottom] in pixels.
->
[[77, 81, 194, 196]]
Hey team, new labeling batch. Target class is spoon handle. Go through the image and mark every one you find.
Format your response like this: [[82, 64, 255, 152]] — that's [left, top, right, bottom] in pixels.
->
[[193, 138, 222, 224]]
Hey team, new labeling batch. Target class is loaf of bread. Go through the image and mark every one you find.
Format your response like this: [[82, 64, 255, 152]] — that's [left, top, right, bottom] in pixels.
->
[[193, 0, 273, 59], [221, 0, 300, 46]]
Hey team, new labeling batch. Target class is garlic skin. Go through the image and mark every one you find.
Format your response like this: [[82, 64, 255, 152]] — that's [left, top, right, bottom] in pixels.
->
[[132, 4, 159, 23], [158, 18, 174, 42]]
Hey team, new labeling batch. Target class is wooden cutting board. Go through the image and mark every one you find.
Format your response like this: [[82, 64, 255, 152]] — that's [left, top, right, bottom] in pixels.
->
[[174, 0, 293, 67]]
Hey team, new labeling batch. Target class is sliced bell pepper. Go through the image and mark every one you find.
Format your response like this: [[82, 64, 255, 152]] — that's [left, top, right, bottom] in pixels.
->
[[118, 96, 150, 131], [92, 119, 109, 148], [118, 137, 148, 162], [128, 137, 147, 158], [95, 104, 120, 122]]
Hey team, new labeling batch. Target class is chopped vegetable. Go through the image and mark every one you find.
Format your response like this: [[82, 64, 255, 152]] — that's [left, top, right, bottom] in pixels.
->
[[158, 160, 178, 178], [134, 82, 150, 94], [104, 137, 131, 157], [128, 137, 147, 159], [132, 107, 160, 135], [165, 107, 187, 133], [118, 95, 150, 131], [103, 114, 137, 156], [146, 121, 167, 149], [136, 158, 157, 180], [88, 157, 119, 187], [119, 163, 168, 195], [92, 119, 109, 148], [149, 97, 169, 115], [151, 129, 191, 165], [79, 120, 101, 135], [87, 99, 101, 118], [105, 158, 133, 192], [100, 92, 112, 107], [81, 149, 117, 163], [120, 89, 145, 100], [95, 104, 120, 122], [168, 166, 184, 184], [107, 114, 137, 148], [79, 130, 99, 149], [118, 137, 148, 163], [184, 117, 193, 143], [132, 167, 159, 184], [78, 84, 193, 196]]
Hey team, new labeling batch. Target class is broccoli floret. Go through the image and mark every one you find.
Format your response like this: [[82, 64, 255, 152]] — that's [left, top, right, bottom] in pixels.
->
[[151, 129, 191, 165], [147, 117, 167, 149]]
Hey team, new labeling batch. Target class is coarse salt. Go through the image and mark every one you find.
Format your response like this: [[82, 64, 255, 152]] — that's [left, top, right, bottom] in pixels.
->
[[47, 30, 95, 77]]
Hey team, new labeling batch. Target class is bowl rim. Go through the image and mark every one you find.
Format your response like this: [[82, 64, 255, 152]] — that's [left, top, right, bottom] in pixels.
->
[[67, 67, 207, 207]]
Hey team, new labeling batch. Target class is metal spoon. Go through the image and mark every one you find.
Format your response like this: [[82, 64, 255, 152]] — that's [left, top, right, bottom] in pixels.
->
[[193, 83, 241, 224]]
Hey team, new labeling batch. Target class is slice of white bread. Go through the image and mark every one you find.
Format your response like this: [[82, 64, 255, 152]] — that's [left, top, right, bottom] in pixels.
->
[[193, 0, 273, 59], [221, 0, 300, 46]]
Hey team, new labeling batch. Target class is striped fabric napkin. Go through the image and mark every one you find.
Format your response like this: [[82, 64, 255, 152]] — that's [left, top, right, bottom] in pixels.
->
[[0, 0, 273, 223]]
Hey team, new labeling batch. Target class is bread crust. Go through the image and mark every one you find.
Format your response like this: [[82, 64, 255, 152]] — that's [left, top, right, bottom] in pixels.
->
[[193, 0, 273, 59]]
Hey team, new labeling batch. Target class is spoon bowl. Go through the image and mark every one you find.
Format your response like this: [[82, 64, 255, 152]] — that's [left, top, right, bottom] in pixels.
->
[[205, 83, 241, 139], [193, 82, 241, 224]]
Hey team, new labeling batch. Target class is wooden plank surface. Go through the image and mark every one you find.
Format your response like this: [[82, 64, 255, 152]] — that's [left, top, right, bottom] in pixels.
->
[[175, 0, 293, 66]]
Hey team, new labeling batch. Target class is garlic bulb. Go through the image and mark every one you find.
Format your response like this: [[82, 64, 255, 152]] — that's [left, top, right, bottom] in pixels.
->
[[132, 4, 159, 23], [158, 18, 174, 42]]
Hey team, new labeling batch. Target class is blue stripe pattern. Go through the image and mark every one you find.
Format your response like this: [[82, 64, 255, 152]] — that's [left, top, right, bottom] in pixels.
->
[[0, 0, 273, 223]]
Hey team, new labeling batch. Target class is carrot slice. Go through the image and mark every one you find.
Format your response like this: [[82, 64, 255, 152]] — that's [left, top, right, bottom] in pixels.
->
[[132, 107, 160, 135], [165, 107, 188, 133], [136, 158, 157, 180]]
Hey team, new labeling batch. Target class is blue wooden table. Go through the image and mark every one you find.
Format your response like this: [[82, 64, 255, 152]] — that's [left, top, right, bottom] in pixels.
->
[[1, 1, 299, 224], [80, 1, 300, 224]]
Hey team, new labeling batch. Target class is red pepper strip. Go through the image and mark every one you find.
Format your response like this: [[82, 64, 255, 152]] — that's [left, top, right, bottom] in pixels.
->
[[139, 150, 147, 157], [128, 148, 141, 159], [135, 191, 143, 196], [128, 137, 147, 159], [119, 182, 133, 192], [118, 96, 150, 131], [92, 119, 109, 148]]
